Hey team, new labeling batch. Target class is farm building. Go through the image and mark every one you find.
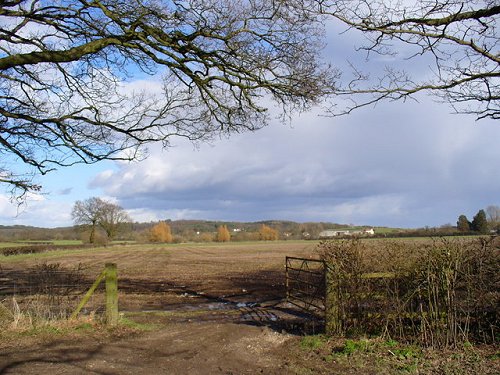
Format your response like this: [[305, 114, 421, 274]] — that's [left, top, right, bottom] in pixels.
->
[[319, 228, 375, 239]]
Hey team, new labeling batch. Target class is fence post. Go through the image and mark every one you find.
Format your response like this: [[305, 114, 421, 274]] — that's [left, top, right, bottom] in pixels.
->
[[70, 269, 106, 320], [285, 257, 290, 301], [105, 262, 119, 326], [325, 262, 341, 336]]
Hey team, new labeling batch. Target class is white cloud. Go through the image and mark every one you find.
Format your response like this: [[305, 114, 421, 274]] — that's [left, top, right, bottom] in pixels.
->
[[0, 194, 19, 217], [3, 91, 498, 229], [83, 94, 500, 227], [0, 193, 73, 227], [126, 207, 204, 223]]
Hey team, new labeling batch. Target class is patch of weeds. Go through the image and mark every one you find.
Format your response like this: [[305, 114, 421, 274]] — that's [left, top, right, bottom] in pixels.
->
[[289, 367, 315, 375], [300, 335, 327, 351], [16, 325, 65, 337], [34, 325, 63, 335], [463, 341, 474, 349], [324, 353, 336, 363], [339, 338, 373, 356], [488, 351, 500, 361], [397, 360, 419, 373], [119, 317, 161, 331], [451, 352, 463, 360], [384, 339, 398, 347], [389, 346, 421, 360]]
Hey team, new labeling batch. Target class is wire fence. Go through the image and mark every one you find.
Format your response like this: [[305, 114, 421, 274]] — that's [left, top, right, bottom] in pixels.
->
[[0, 263, 104, 319]]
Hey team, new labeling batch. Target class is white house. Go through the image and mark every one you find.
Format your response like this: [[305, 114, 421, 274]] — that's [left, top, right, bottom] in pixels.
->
[[319, 228, 375, 238]]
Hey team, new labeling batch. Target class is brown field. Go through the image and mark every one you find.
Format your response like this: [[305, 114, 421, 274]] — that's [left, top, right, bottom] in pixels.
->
[[1, 240, 498, 374], [1, 241, 317, 314]]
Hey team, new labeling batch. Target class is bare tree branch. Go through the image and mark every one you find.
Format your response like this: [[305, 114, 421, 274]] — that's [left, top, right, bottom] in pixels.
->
[[320, 0, 500, 120], [0, 0, 334, 197]]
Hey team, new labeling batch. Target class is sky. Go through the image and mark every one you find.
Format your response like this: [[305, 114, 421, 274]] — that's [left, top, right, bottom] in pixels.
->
[[1, 16, 499, 229]]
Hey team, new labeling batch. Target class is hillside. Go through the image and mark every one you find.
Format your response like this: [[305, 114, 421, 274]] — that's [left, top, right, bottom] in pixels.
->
[[0, 220, 371, 242]]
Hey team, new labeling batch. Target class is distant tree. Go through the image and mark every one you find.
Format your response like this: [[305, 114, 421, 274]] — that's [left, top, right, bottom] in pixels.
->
[[215, 225, 231, 242], [98, 201, 131, 240], [258, 224, 279, 241], [485, 205, 500, 231], [72, 197, 130, 243], [471, 210, 489, 234], [198, 232, 215, 243], [456, 215, 471, 233], [72, 197, 105, 244], [149, 222, 173, 243]]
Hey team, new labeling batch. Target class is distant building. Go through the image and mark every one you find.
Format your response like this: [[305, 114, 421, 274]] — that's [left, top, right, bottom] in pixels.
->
[[319, 228, 375, 239]]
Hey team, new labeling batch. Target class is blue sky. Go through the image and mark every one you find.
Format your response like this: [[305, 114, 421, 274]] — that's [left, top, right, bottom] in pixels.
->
[[1, 16, 499, 229]]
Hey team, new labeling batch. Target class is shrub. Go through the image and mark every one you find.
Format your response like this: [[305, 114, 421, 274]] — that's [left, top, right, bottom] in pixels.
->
[[149, 222, 173, 243], [258, 224, 279, 241], [215, 225, 231, 242]]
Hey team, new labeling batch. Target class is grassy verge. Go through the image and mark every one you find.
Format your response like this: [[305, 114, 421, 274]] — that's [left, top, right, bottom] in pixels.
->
[[291, 335, 500, 374]]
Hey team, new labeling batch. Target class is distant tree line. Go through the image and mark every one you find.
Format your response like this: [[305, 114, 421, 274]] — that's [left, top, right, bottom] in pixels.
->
[[130, 220, 344, 243], [4, 200, 499, 244], [457, 206, 500, 234], [138, 222, 279, 243]]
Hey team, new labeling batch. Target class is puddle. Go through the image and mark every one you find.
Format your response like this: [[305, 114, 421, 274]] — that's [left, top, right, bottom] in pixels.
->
[[207, 302, 230, 310]]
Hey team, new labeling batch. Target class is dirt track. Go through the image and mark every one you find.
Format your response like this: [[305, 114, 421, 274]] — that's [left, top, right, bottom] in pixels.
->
[[1, 322, 299, 374]]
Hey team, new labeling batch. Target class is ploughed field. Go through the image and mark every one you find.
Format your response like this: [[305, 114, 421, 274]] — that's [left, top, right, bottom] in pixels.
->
[[0, 241, 319, 326]]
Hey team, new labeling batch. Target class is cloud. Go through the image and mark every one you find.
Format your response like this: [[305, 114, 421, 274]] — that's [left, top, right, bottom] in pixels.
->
[[0, 193, 73, 227], [2, 87, 497, 229], [87, 95, 500, 227], [57, 187, 73, 196]]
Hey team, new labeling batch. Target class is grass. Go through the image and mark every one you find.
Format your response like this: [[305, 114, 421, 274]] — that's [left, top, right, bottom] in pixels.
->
[[0, 242, 29, 248], [0, 304, 161, 340], [338, 339, 375, 355], [300, 335, 328, 351], [0, 245, 106, 262], [294, 336, 498, 374], [0, 240, 84, 247], [118, 317, 162, 331]]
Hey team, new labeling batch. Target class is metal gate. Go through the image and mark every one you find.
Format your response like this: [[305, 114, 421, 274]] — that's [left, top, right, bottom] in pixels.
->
[[285, 257, 326, 316]]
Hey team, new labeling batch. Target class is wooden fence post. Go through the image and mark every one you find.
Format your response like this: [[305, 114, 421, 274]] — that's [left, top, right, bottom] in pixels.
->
[[285, 257, 290, 301], [325, 262, 341, 336], [105, 262, 119, 326], [70, 269, 106, 320]]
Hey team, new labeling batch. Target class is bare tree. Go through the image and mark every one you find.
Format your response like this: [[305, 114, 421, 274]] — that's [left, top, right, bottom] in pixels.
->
[[320, 1, 500, 120], [485, 205, 500, 230], [0, 0, 333, 197], [99, 200, 131, 240], [72, 197, 104, 244], [72, 197, 130, 243]]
